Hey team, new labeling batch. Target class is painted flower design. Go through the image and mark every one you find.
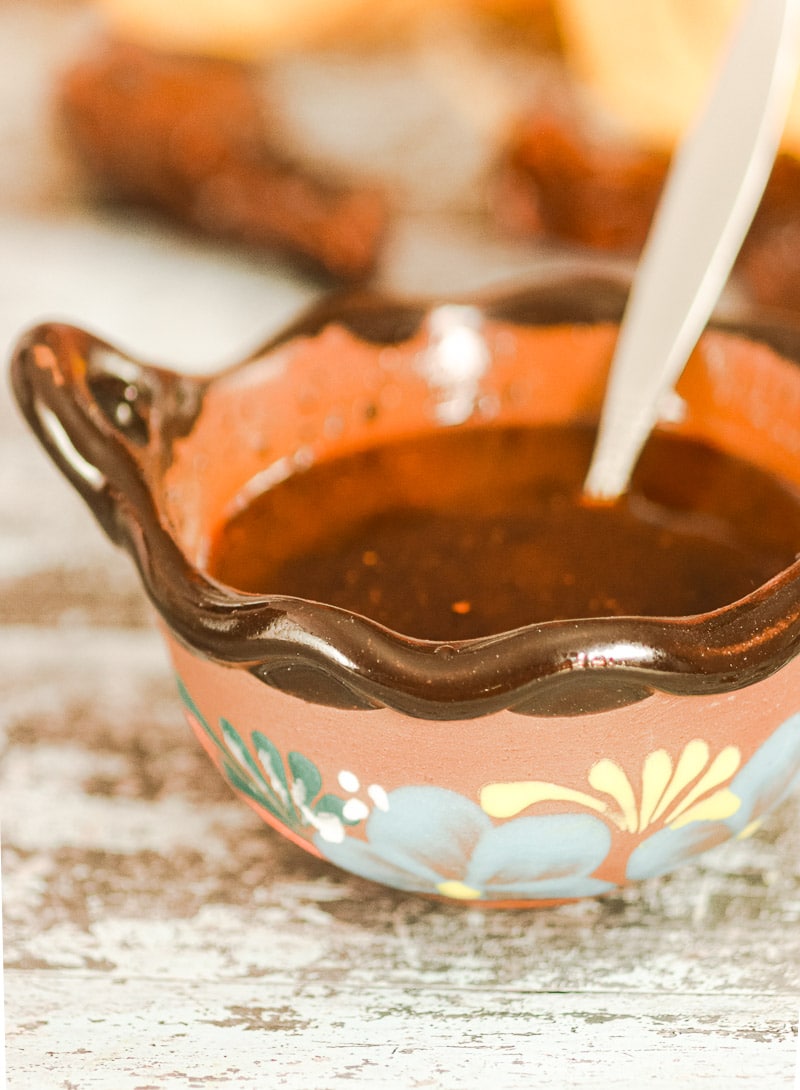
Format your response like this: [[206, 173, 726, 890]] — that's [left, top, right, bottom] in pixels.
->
[[177, 678, 359, 843], [626, 712, 800, 880], [314, 785, 615, 901], [480, 713, 800, 883], [481, 738, 742, 835], [178, 673, 800, 896]]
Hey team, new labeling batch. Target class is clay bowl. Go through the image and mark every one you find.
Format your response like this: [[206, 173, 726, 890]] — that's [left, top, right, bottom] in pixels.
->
[[11, 274, 800, 906]]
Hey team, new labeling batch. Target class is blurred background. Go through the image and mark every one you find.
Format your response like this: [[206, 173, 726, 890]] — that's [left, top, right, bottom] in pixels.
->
[[7, 0, 800, 380]]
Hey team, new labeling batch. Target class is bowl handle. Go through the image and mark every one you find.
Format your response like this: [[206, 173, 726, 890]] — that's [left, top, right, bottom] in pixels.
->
[[10, 322, 202, 546]]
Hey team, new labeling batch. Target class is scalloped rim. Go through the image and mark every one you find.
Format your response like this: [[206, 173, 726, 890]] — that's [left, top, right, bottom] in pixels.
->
[[13, 274, 800, 719]]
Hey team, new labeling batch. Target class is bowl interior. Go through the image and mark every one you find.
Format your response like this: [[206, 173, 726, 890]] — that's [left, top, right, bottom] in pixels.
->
[[161, 306, 800, 578]]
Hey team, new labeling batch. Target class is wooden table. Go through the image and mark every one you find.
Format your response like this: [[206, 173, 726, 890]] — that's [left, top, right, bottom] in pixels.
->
[[2, 5, 800, 1087]]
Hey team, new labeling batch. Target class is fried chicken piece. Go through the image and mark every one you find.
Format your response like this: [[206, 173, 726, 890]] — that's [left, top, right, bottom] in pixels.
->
[[58, 41, 388, 282], [493, 100, 668, 251], [494, 90, 800, 310]]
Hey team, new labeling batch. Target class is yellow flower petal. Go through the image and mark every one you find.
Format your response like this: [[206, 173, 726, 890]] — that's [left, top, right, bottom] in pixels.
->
[[479, 781, 608, 820], [638, 749, 673, 831], [437, 880, 482, 901], [668, 788, 741, 830], [664, 745, 741, 826], [651, 739, 710, 823], [588, 759, 638, 833], [737, 817, 764, 840]]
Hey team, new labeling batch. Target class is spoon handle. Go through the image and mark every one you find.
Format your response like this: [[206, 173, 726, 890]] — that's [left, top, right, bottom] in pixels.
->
[[584, 0, 800, 502]]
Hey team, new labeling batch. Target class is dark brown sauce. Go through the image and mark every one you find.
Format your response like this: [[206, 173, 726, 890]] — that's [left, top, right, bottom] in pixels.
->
[[205, 425, 800, 641]]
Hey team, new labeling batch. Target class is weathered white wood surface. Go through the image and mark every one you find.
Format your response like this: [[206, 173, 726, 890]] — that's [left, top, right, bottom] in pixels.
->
[[2, 4, 800, 1088]]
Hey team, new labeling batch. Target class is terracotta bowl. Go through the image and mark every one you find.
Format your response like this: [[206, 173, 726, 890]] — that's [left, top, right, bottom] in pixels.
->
[[11, 275, 800, 906]]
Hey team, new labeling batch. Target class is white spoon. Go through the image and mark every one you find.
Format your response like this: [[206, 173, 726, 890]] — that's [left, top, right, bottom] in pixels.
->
[[584, 0, 800, 502]]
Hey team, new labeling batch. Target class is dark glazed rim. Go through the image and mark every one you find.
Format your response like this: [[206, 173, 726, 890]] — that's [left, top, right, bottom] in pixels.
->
[[11, 273, 800, 719]]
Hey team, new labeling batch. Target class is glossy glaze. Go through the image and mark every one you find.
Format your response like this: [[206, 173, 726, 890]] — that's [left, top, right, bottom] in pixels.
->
[[12, 277, 800, 720]]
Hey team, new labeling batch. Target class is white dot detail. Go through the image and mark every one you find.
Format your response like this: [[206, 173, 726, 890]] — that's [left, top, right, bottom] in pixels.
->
[[367, 784, 389, 811], [338, 770, 360, 793], [342, 798, 370, 822]]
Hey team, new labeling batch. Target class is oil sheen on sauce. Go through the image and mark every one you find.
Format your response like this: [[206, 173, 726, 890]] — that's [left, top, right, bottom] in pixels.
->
[[205, 424, 800, 641]]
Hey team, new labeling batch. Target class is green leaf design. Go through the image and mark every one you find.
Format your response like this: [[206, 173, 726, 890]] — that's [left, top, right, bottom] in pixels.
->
[[222, 758, 285, 822], [315, 793, 361, 827], [252, 731, 291, 810], [176, 676, 193, 710], [287, 751, 323, 806], [220, 718, 265, 782], [176, 676, 369, 836], [176, 677, 216, 742]]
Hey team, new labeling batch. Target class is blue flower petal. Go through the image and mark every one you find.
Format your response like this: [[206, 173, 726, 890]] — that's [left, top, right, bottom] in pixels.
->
[[315, 785, 493, 893], [728, 712, 800, 833], [466, 812, 613, 899], [317, 787, 618, 900], [626, 821, 730, 881], [317, 834, 438, 894], [628, 712, 800, 884], [361, 786, 492, 885], [487, 875, 617, 900]]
